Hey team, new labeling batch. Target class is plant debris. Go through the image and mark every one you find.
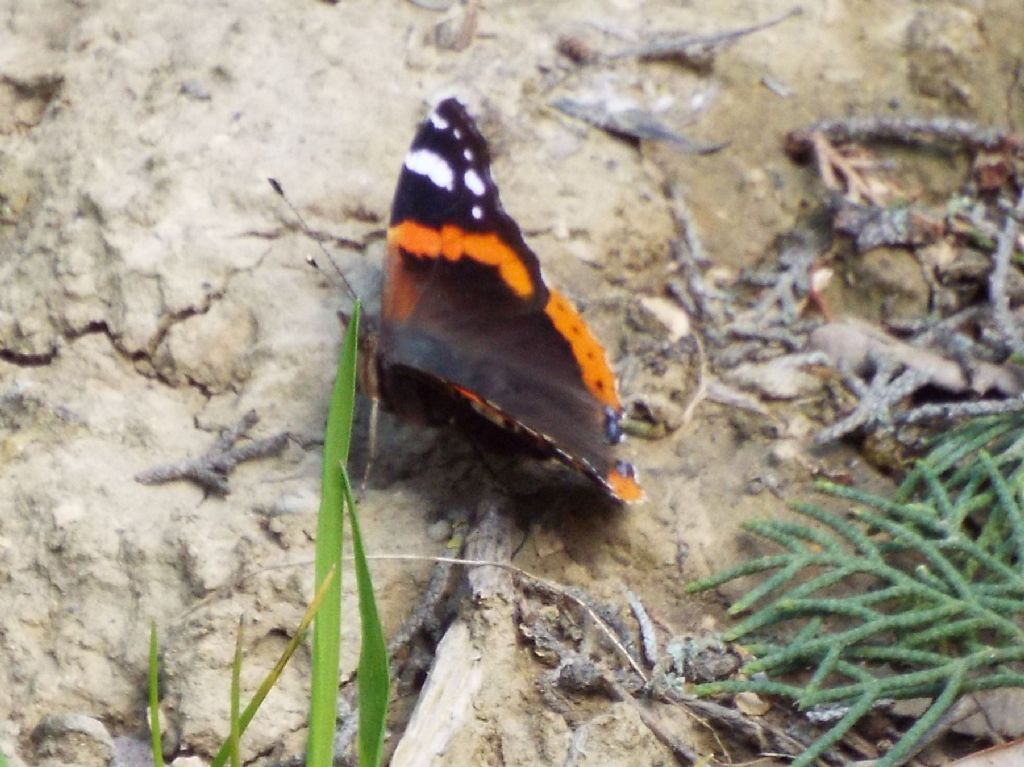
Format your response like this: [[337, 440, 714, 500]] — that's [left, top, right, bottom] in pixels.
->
[[609, 7, 803, 73], [134, 410, 289, 495], [552, 97, 727, 153], [833, 200, 945, 252], [664, 112, 1024, 452], [785, 115, 1023, 159], [810, 319, 1024, 443]]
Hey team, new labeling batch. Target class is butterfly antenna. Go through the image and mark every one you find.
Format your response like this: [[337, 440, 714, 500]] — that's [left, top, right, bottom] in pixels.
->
[[267, 177, 360, 303]]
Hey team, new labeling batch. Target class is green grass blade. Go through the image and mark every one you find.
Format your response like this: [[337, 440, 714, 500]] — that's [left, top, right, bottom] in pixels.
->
[[230, 618, 243, 767], [307, 301, 361, 767], [340, 468, 390, 766], [210, 566, 336, 767], [148, 622, 165, 767]]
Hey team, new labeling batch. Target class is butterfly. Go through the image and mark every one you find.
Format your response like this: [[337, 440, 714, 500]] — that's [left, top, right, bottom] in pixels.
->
[[362, 98, 643, 503]]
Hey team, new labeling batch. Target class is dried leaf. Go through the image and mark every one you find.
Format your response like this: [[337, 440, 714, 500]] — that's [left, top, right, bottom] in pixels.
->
[[734, 691, 771, 716], [809, 318, 1024, 397], [552, 97, 726, 154]]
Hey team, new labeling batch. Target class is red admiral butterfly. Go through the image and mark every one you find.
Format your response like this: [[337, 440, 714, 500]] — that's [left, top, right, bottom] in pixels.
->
[[363, 98, 643, 503]]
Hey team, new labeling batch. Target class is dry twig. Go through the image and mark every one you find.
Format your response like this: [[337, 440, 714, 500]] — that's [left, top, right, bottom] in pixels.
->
[[134, 410, 288, 495], [895, 397, 1024, 426], [989, 190, 1024, 358], [665, 182, 729, 324], [814, 355, 932, 444], [626, 589, 659, 668], [834, 200, 945, 252], [610, 6, 802, 71], [787, 116, 1022, 160], [552, 98, 726, 154], [532, 625, 701, 764]]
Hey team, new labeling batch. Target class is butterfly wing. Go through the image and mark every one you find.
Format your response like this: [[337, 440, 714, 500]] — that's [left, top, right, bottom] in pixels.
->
[[379, 98, 642, 502]]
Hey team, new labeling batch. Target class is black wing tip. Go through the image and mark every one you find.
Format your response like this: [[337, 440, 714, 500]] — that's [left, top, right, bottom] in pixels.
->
[[432, 95, 470, 116]]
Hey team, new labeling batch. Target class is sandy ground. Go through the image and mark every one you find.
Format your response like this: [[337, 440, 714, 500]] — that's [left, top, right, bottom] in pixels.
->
[[2, 0, 1022, 765]]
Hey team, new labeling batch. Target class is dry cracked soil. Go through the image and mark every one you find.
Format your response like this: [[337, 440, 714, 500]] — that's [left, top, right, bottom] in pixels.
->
[[2, 1, 1022, 765]]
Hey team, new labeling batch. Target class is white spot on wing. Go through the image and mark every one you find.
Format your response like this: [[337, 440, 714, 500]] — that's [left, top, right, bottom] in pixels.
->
[[429, 111, 449, 130], [404, 149, 454, 191], [463, 148, 473, 161], [464, 169, 486, 196], [453, 128, 462, 139], [472, 205, 482, 219]]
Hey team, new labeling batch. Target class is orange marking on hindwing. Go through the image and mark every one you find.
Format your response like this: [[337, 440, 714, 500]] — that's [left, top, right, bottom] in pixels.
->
[[607, 465, 644, 503]]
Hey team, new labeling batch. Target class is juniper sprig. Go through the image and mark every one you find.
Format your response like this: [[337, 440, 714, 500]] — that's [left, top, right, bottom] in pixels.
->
[[688, 413, 1024, 767]]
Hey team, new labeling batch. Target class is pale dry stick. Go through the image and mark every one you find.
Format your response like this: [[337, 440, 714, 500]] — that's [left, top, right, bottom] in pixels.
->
[[667, 181, 710, 268], [666, 181, 726, 322], [664, 182, 713, 427], [895, 397, 1024, 426], [680, 332, 709, 427], [610, 6, 802, 66], [626, 589, 659, 668], [463, 498, 516, 599], [989, 190, 1024, 357], [812, 131, 840, 191], [789, 115, 1021, 155]]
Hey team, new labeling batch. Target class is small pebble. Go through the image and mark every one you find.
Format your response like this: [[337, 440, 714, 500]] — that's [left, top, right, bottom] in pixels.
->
[[30, 713, 113, 767], [426, 519, 452, 543]]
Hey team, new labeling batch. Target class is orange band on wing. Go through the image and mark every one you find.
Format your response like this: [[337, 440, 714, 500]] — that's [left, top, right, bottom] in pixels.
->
[[388, 221, 535, 299], [545, 289, 621, 409]]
